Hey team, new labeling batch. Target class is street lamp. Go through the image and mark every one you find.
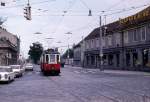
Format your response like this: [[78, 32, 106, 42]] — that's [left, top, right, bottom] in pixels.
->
[[65, 32, 72, 65], [34, 32, 42, 35], [34, 32, 43, 43]]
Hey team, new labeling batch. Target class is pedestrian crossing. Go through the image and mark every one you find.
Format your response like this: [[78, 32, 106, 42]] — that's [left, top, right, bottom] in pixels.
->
[[74, 70, 98, 74]]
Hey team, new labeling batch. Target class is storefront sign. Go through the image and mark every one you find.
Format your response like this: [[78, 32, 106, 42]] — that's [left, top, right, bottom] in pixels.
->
[[119, 9, 150, 25]]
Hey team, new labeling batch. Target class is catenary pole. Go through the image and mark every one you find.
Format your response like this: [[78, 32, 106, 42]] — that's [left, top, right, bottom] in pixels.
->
[[99, 16, 104, 71]]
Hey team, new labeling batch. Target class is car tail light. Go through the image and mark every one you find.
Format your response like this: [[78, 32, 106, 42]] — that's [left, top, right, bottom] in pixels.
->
[[5, 74, 8, 79]]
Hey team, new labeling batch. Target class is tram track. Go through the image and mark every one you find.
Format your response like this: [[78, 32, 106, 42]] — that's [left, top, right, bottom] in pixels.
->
[[45, 72, 120, 102], [54, 68, 150, 102], [70, 67, 150, 101], [46, 76, 86, 102]]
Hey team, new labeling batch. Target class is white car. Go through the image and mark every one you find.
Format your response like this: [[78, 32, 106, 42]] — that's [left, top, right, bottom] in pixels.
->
[[25, 63, 33, 71], [10, 65, 23, 77], [0, 66, 15, 82]]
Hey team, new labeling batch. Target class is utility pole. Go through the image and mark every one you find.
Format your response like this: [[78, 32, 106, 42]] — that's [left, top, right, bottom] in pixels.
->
[[99, 16, 103, 71], [65, 32, 72, 65]]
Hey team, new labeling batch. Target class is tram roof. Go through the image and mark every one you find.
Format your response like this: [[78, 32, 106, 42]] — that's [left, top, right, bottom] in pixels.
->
[[43, 49, 60, 54]]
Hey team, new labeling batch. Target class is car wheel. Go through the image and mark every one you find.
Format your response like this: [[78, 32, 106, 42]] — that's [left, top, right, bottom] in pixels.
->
[[7, 77, 11, 83]]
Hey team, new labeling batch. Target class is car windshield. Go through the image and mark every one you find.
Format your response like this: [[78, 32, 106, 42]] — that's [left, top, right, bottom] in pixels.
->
[[26, 64, 32, 66], [11, 66, 20, 69], [0, 68, 12, 72]]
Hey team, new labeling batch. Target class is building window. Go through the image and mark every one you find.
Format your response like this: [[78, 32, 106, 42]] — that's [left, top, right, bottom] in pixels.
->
[[105, 37, 108, 47], [91, 39, 94, 48], [96, 38, 99, 48], [133, 29, 138, 41], [86, 41, 89, 49], [116, 33, 120, 46], [93, 39, 96, 48], [141, 27, 146, 41], [89, 41, 91, 48], [108, 35, 112, 46], [124, 31, 128, 43], [102, 37, 105, 48], [136, 28, 141, 41]]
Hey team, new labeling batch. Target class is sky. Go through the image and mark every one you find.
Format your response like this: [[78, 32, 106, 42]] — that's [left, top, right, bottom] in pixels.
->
[[0, 0, 149, 58]]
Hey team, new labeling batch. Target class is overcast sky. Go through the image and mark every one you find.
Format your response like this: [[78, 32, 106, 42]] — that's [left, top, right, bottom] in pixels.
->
[[0, 0, 149, 58]]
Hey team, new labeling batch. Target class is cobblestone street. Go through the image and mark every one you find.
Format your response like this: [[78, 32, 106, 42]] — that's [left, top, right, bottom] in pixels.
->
[[0, 65, 150, 102]]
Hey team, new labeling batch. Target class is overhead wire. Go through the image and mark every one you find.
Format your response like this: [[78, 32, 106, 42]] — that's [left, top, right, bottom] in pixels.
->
[[103, 3, 150, 16], [51, 0, 77, 35], [79, 0, 90, 9], [0, 0, 56, 10], [104, 0, 127, 12]]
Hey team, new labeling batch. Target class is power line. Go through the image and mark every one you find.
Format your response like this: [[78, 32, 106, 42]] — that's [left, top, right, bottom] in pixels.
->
[[104, 0, 128, 12], [0, 0, 55, 10], [51, 0, 77, 35], [2, 3, 149, 18], [79, 0, 90, 9], [103, 3, 149, 16]]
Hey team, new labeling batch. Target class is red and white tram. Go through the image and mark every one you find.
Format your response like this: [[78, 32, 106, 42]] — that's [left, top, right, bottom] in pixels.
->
[[40, 49, 60, 75]]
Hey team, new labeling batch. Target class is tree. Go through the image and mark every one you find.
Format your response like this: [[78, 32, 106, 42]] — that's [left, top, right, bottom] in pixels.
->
[[62, 48, 74, 59], [0, 17, 7, 25], [28, 42, 43, 64]]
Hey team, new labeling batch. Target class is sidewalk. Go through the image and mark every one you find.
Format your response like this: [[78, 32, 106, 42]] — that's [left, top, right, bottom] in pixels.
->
[[65, 65, 150, 76]]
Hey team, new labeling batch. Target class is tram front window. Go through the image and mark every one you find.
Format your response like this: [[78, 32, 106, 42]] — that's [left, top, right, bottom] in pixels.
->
[[50, 54, 55, 63]]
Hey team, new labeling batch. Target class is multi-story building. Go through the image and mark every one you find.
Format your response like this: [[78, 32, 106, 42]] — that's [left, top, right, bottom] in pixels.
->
[[73, 6, 150, 71], [0, 27, 20, 65], [83, 28, 100, 68]]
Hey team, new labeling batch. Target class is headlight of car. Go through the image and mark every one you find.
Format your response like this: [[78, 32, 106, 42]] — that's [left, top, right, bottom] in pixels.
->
[[5, 74, 8, 79]]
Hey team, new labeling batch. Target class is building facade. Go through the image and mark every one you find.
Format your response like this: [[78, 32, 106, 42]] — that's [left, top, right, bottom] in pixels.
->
[[73, 43, 81, 66], [0, 27, 20, 66], [73, 6, 150, 71]]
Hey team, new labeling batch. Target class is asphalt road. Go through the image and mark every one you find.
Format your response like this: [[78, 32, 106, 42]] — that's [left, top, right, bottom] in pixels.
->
[[0, 65, 150, 102]]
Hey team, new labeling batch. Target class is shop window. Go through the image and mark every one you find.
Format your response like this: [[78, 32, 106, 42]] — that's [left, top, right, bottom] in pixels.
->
[[108, 54, 113, 65], [91, 56, 95, 65], [133, 53, 138, 67], [143, 49, 148, 66], [116, 54, 120, 67], [126, 53, 130, 66]]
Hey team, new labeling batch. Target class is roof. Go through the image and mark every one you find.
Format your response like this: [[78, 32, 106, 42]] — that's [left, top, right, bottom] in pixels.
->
[[84, 6, 150, 41], [73, 43, 81, 49], [43, 48, 60, 54], [84, 21, 120, 40], [84, 27, 100, 40]]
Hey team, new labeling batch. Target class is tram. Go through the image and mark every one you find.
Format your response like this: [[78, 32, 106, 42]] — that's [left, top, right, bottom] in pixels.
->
[[40, 48, 61, 75]]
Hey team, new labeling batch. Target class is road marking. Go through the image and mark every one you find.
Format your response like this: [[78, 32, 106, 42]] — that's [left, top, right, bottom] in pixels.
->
[[74, 70, 97, 74]]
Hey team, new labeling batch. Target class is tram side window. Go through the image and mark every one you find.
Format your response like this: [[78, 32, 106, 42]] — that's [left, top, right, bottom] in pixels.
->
[[56, 55, 60, 63], [46, 55, 49, 63], [43, 55, 44, 63]]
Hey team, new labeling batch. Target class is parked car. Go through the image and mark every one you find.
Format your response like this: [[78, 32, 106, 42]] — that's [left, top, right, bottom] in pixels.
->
[[0, 66, 15, 82], [25, 63, 33, 71], [10, 65, 23, 77]]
